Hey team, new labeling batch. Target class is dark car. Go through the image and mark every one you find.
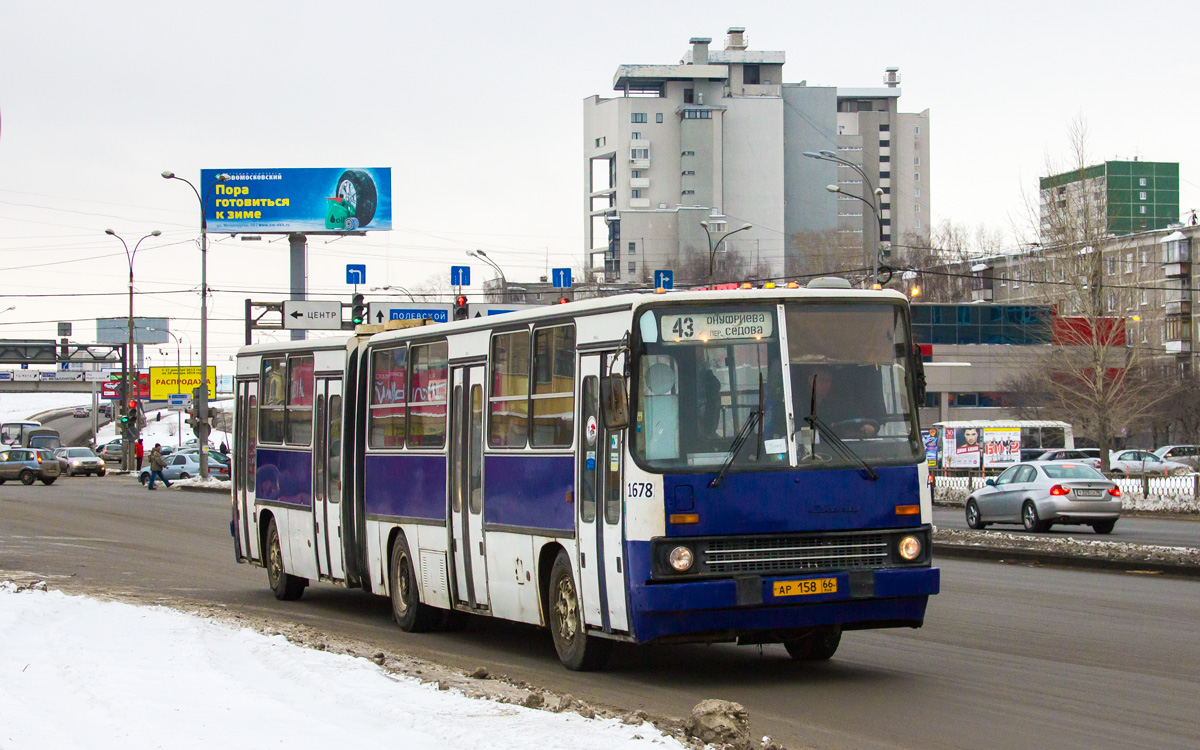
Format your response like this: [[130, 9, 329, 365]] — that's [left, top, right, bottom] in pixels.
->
[[0, 448, 61, 485]]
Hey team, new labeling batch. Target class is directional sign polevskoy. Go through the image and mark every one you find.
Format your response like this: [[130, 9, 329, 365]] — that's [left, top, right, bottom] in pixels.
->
[[283, 300, 344, 330], [552, 268, 572, 288], [346, 264, 367, 285], [654, 269, 674, 290], [367, 302, 452, 325], [450, 265, 471, 286]]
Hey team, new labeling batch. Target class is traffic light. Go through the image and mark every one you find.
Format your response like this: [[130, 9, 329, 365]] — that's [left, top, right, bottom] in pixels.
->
[[453, 295, 469, 321], [351, 293, 366, 325], [558, 297, 569, 305]]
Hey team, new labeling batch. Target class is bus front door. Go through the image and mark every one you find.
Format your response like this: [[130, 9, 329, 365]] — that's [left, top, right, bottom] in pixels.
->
[[312, 378, 345, 581], [449, 364, 489, 610], [235, 379, 260, 562], [577, 352, 629, 633]]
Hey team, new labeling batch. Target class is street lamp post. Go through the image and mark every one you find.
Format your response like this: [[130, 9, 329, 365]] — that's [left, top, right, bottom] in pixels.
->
[[699, 221, 753, 285], [370, 285, 416, 301], [466, 249, 507, 302], [804, 150, 887, 288], [105, 228, 161, 471], [162, 171, 229, 479]]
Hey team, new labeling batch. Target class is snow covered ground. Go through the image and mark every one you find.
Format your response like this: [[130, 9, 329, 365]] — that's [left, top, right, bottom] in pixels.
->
[[94, 400, 233, 452], [0, 582, 683, 750], [0, 392, 94, 423]]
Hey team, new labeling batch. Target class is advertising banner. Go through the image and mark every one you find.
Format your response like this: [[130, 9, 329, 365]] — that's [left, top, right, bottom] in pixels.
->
[[943, 426, 982, 469], [924, 429, 939, 468], [982, 427, 1021, 468], [149, 366, 217, 401], [102, 372, 150, 399], [202, 168, 392, 233]]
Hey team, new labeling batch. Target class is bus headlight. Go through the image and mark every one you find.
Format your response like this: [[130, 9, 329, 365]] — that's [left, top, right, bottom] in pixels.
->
[[898, 535, 922, 561], [668, 546, 694, 572]]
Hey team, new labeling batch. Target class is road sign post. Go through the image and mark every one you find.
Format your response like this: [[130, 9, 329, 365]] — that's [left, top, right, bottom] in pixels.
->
[[654, 269, 674, 290], [346, 264, 367, 285], [552, 268, 573, 288], [450, 265, 471, 287]]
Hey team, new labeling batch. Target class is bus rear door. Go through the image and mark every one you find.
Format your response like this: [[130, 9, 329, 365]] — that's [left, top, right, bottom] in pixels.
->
[[449, 364, 489, 610], [234, 379, 260, 561], [313, 377, 345, 580]]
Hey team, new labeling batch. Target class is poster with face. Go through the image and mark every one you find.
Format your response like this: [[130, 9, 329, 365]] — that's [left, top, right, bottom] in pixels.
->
[[944, 426, 981, 468], [982, 427, 1021, 468]]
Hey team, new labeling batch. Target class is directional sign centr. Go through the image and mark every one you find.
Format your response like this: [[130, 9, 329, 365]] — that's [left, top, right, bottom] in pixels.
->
[[282, 300, 344, 330]]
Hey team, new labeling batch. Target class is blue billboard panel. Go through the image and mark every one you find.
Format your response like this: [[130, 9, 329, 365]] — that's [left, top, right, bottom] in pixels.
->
[[201, 168, 392, 233]]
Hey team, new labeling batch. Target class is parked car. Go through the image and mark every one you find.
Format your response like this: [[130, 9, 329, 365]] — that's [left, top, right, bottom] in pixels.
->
[[72, 406, 88, 418], [98, 440, 123, 462], [1108, 449, 1190, 476], [1153, 445, 1200, 470], [1019, 448, 1047, 462], [1036, 449, 1102, 470], [965, 461, 1121, 534], [176, 447, 229, 465], [0, 448, 61, 485], [138, 452, 230, 485], [54, 447, 106, 477]]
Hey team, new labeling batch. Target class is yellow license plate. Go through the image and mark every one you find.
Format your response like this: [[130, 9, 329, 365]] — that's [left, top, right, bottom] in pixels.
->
[[773, 578, 838, 597]]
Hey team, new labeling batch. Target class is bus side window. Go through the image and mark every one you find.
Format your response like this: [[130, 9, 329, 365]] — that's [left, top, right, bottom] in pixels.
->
[[579, 376, 598, 523], [260, 357, 286, 444], [641, 356, 679, 461]]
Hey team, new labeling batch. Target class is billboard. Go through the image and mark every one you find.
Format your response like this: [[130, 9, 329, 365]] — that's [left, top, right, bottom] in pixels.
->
[[943, 426, 982, 469], [96, 318, 170, 345], [201, 168, 392, 233], [102, 373, 149, 399], [982, 427, 1021, 468], [149, 366, 217, 401]]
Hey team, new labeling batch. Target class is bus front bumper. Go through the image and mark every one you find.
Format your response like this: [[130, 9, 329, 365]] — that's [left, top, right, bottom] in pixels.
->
[[627, 566, 940, 644]]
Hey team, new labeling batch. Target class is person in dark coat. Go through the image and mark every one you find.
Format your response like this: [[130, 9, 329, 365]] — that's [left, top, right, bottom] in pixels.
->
[[147, 444, 171, 490]]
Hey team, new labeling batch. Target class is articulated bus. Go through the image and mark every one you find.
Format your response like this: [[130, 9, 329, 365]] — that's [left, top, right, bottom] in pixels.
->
[[231, 286, 940, 670]]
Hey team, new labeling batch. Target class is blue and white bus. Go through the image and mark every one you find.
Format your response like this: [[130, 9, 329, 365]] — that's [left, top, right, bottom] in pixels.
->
[[231, 285, 939, 670]]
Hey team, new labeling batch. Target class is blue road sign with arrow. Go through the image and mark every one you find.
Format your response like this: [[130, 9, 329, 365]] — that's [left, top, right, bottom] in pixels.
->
[[450, 265, 471, 286], [552, 268, 572, 288], [346, 264, 367, 284], [654, 269, 674, 289]]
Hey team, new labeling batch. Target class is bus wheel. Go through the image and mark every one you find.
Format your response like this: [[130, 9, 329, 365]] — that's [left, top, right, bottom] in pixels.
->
[[389, 533, 439, 632], [784, 625, 842, 661], [548, 551, 611, 671], [265, 518, 306, 601]]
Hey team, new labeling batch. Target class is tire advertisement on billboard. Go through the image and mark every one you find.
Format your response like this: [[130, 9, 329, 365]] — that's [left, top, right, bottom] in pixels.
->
[[201, 168, 391, 233]]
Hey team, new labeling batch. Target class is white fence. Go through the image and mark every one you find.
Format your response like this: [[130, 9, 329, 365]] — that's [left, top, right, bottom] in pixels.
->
[[934, 473, 1200, 512]]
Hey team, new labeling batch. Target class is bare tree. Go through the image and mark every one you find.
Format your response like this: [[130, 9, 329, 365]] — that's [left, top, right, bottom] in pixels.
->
[[1007, 118, 1170, 469]]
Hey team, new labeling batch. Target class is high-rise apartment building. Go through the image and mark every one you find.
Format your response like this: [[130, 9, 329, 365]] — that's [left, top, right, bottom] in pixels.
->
[[1040, 160, 1180, 240], [583, 29, 930, 284]]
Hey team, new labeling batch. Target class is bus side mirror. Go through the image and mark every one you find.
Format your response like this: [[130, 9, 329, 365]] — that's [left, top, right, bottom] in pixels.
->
[[600, 375, 629, 430], [910, 343, 927, 404]]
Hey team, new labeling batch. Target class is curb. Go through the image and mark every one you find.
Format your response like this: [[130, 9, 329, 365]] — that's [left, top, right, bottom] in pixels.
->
[[173, 485, 231, 495], [933, 542, 1200, 578]]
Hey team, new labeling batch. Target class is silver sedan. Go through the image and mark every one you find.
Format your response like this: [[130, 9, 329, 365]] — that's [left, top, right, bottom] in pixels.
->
[[965, 461, 1122, 534]]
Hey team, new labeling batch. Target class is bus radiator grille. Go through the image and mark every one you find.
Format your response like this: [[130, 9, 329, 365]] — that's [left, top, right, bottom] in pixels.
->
[[704, 534, 888, 574]]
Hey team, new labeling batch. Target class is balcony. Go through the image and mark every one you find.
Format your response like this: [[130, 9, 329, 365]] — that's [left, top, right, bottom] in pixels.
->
[[1165, 299, 1192, 316], [629, 159, 650, 169], [1166, 340, 1192, 354], [971, 289, 993, 302], [628, 198, 651, 209], [629, 177, 650, 189]]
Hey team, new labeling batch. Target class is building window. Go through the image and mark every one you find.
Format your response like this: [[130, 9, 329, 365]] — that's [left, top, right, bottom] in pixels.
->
[[681, 150, 695, 156], [682, 109, 712, 119], [683, 89, 694, 104], [914, 157, 921, 166], [743, 64, 760, 85], [681, 189, 695, 195], [628, 241, 636, 254], [880, 170, 891, 179], [914, 173, 920, 182], [631, 113, 647, 123], [1140, 205, 1147, 214], [879, 124, 890, 132], [682, 170, 695, 175], [915, 218, 921, 228], [1139, 177, 1148, 187], [914, 188, 920, 198], [879, 140, 890, 147], [628, 261, 637, 273], [631, 170, 640, 178], [881, 202, 891, 210], [1108, 257, 1116, 274], [914, 204, 921, 213], [914, 125, 920, 134], [656, 113, 663, 123], [1139, 191, 1148, 200], [631, 132, 641, 140], [1125, 254, 1134, 274], [880, 155, 890, 163], [631, 189, 642, 199], [594, 137, 605, 148], [630, 148, 649, 160]]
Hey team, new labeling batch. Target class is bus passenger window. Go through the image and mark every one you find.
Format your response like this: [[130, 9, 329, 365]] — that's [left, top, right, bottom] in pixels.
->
[[532, 325, 575, 447], [489, 331, 530, 448], [579, 377, 598, 523], [286, 356, 314, 446], [370, 347, 407, 448], [408, 341, 448, 448], [640, 357, 679, 461], [259, 357, 286, 444]]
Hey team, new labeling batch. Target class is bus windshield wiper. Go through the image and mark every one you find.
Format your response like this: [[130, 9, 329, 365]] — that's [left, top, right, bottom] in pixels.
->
[[805, 381, 878, 481], [709, 375, 765, 489]]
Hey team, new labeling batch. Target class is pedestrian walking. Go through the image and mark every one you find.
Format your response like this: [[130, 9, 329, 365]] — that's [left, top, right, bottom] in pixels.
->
[[135, 439, 144, 471], [147, 443, 171, 490], [219, 440, 228, 455]]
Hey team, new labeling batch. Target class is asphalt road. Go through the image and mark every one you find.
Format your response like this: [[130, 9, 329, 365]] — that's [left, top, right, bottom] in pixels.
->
[[933, 505, 1200, 548], [3, 478, 1199, 749]]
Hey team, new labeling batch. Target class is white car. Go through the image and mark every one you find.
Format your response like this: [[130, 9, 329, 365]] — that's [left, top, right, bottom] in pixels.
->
[[1108, 449, 1190, 476]]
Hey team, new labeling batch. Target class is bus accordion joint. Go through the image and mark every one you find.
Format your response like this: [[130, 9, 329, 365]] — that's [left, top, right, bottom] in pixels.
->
[[895, 504, 920, 515], [669, 513, 700, 524]]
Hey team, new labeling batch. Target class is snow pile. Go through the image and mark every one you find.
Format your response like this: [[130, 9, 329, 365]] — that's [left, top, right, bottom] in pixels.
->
[[0, 583, 684, 750], [935, 527, 1200, 567], [172, 475, 231, 490]]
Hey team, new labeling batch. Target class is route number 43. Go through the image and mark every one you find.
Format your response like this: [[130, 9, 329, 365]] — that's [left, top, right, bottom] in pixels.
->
[[671, 317, 694, 339], [627, 481, 654, 498]]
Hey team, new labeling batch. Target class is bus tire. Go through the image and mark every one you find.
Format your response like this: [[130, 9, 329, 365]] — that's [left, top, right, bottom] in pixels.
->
[[265, 518, 306, 601], [389, 533, 439, 632], [548, 551, 611, 671], [784, 625, 842, 661]]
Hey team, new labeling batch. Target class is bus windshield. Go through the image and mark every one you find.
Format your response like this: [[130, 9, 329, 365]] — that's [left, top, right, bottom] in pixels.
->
[[632, 301, 921, 473]]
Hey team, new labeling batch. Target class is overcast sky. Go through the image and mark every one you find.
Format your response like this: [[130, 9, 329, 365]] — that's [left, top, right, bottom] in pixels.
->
[[1, 1, 1195, 373]]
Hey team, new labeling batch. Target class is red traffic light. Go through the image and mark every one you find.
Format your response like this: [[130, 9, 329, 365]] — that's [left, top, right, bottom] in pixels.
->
[[456, 295, 467, 306], [558, 297, 569, 304], [126, 399, 137, 410]]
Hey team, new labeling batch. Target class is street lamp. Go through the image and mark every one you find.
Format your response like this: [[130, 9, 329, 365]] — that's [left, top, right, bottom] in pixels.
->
[[804, 151, 887, 287], [370, 285, 416, 301], [699, 221, 753, 285], [162, 170, 229, 478], [104, 228, 161, 471], [466, 249, 507, 302]]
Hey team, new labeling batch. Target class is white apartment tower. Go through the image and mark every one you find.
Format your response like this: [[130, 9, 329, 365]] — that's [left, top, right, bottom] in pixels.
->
[[583, 29, 930, 284]]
